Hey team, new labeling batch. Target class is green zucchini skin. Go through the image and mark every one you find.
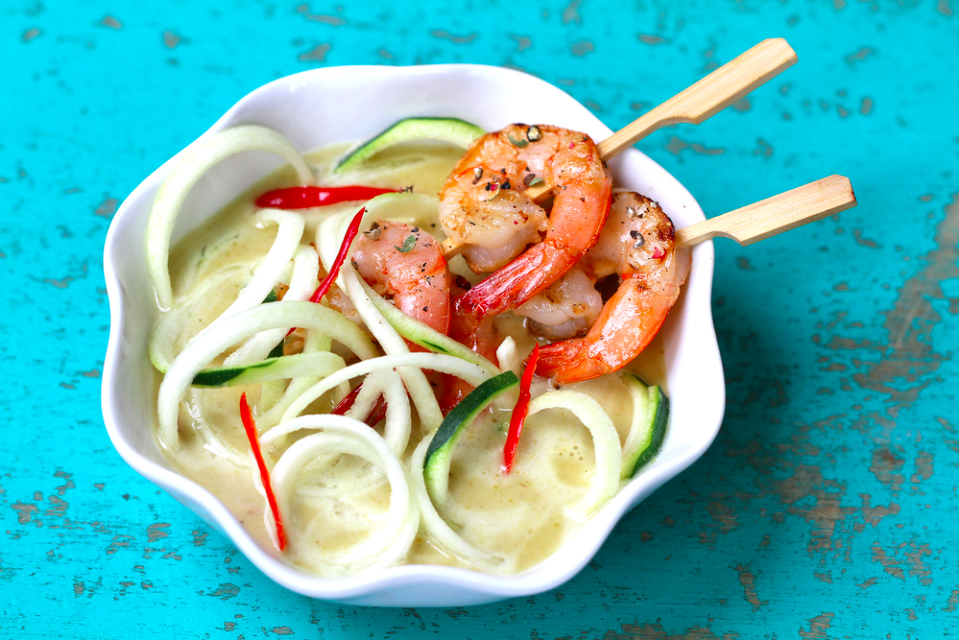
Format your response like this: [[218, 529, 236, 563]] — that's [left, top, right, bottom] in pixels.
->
[[267, 340, 284, 360], [423, 371, 519, 502], [263, 290, 284, 358], [190, 352, 340, 388], [335, 117, 485, 173], [192, 358, 281, 387], [621, 374, 669, 478]]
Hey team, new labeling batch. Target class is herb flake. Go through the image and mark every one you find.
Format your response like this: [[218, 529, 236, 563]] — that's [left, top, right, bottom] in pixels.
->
[[507, 133, 529, 148], [395, 234, 417, 253]]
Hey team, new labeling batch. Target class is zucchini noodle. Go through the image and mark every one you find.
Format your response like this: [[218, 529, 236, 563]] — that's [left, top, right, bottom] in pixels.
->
[[277, 353, 491, 427], [254, 330, 335, 428], [149, 266, 245, 373], [526, 391, 623, 520], [158, 301, 377, 448], [263, 416, 419, 574], [361, 277, 500, 376], [225, 243, 320, 367], [147, 125, 314, 308], [191, 352, 344, 387], [184, 388, 250, 468], [212, 209, 305, 323], [150, 208, 305, 372], [316, 204, 446, 431], [410, 437, 503, 570], [345, 369, 411, 457]]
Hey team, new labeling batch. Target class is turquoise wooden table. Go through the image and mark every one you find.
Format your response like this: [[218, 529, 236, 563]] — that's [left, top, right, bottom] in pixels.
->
[[3, 1, 958, 637]]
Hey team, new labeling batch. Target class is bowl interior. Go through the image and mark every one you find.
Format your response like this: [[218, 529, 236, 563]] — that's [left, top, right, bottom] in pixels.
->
[[102, 64, 725, 607]]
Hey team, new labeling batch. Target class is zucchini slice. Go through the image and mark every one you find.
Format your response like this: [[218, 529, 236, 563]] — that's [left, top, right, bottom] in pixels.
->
[[620, 373, 669, 478], [191, 352, 344, 388], [335, 117, 484, 174], [423, 371, 519, 505]]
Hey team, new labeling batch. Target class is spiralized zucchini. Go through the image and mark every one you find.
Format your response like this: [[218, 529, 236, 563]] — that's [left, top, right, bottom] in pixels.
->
[[158, 301, 377, 448], [262, 415, 419, 574], [150, 208, 305, 373], [146, 125, 314, 308], [150, 267, 246, 373], [526, 391, 623, 521], [253, 329, 336, 429], [224, 243, 320, 367], [410, 437, 503, 570], [279, 352, 492, 426], [316, 204, 447, 431]]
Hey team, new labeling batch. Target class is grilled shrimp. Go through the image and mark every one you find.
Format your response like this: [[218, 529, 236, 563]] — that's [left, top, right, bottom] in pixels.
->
[[513, 267, 603, 341], [440, 277, 501, 414], [350, 220, 451, 336], [535, 192, 690, 384], [439, 124, 612, 319]]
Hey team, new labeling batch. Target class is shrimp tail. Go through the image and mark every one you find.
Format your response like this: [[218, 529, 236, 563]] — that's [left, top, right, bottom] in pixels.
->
[[456, 242, 564, 318], [535, 278, 672, 384]]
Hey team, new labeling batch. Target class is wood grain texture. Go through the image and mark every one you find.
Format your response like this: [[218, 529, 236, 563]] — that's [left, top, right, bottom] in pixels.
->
[[2, 1, 958, 638], [676, 175, 857, 247]]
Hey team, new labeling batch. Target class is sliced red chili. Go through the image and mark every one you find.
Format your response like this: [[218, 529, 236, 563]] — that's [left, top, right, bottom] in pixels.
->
[[240, 393, 286, 551], [310, 206, 366, 304], [255, 186, 399, 210], [284, 206, 367, 337], [330, 384, 389, 427], [502, 344, 539, 474]]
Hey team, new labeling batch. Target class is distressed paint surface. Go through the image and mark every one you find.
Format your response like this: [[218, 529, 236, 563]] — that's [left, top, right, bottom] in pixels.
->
[[2, 0, 958, 637]]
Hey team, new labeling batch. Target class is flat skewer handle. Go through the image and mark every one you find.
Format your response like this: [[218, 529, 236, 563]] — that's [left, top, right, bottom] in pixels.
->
[[442, 38, 798, 258], [676, 175, 857, 248], [597, 38, 797, 160]]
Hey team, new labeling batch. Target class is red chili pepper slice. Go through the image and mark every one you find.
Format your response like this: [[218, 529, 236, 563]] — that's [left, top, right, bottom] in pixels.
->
[[240, 392, 286, 551], [284, 206, 367, 337], [310, 206, 366, 304], [330, 383, 389, 427], [255, 186, 399, 210], [502, 344, 539, 474]]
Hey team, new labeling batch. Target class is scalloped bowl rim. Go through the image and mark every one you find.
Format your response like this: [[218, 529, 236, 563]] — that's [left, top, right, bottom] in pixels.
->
[[101, 63, 725, 607]]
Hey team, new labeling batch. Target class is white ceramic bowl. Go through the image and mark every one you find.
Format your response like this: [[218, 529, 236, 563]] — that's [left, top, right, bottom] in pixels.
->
[[102, 64, 725, 607]]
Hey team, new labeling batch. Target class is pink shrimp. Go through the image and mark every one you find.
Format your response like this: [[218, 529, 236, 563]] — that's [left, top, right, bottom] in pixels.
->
[[440, 277, 501, 415], [439, 124, 612, 319], [350, 220, 451, 337], [535, 192, 690, 384]]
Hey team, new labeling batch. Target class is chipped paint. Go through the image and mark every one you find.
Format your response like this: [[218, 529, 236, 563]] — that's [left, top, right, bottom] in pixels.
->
[[733, 564, 767, 610], [296, 4, 346, 26], [571, 40, 594, 56], [638, 34, 667, 45], [430, 30, 477, 44], [162, 30, 182, 49], [99, 15, 122, 29], [562, 0, 582, 24], [799, 613, 835, 639], [664, 136, 725, 159], [94, 196, 118, 217], [298, 43, 331, 62]]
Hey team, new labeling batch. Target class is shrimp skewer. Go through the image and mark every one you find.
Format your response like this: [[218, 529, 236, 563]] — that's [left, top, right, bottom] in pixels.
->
[[439, 124, 612, 320], [535, 192, 690, 384]]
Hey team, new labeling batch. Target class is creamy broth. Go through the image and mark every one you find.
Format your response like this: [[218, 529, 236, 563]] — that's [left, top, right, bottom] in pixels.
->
[[156, 141, 667, 575]]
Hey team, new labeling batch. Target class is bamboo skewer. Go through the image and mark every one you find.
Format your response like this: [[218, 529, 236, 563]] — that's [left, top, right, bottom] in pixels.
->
[[675, 175, 857, 248], [440, 37, 798, 259]]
